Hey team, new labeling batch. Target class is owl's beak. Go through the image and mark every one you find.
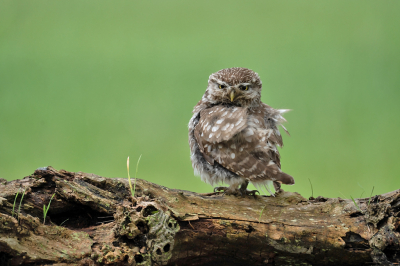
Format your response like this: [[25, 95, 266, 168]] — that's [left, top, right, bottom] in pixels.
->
[[230, 91, 235, 102]]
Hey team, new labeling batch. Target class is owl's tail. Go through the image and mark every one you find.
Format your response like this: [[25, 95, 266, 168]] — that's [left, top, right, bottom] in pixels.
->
[[252, 171, 295, 196], [276, 172, 295, 185]]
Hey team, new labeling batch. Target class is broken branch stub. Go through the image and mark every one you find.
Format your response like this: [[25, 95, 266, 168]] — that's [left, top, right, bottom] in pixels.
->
[[0, 166, 399, 265]]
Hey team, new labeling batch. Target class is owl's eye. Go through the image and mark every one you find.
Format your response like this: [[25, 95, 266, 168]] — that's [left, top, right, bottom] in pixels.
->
[[239, 85, 249, 91], [218, 84, 226, 89]]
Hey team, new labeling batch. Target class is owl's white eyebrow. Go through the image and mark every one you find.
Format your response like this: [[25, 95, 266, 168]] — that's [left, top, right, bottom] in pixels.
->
[[215, 81, 229, 87], [214, 80, 228, 86]]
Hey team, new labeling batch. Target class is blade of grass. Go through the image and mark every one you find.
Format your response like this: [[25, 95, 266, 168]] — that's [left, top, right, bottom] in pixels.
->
[[368, 186, 375, 207], [12, 190, 19, 218], [350, 196, 362, 212], [60, 218, 69, 227], [17, 189, 26, 221], [43, 193, 56, 225], [357, 183, 366, 198], [127, 155, 142, 198], [133, 155, 142, 197], [308, 178, 313, 198], [127, 157, 134, 197]]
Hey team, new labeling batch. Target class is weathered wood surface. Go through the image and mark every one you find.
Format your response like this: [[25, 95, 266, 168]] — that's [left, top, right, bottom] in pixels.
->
[[0, 167, 399, 265]]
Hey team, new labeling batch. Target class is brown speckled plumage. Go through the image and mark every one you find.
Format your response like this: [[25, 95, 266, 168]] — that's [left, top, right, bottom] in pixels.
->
[[188, 68, 294, 196]]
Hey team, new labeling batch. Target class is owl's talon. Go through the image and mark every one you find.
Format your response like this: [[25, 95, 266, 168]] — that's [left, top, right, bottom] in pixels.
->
[[238, 180, 259, 197]]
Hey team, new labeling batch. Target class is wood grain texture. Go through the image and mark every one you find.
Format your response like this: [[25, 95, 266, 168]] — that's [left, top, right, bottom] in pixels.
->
[[0, 167, 399, 265]]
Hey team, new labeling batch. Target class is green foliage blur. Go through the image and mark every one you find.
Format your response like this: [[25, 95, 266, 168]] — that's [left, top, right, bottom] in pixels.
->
[[1, 0, 399, 199]]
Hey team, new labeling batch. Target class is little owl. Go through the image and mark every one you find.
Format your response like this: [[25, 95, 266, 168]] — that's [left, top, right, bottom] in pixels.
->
[[188, 67, 294, 196]]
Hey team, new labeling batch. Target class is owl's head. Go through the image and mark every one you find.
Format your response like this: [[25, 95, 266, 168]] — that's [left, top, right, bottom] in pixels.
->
[[206, 67, 262, 107]]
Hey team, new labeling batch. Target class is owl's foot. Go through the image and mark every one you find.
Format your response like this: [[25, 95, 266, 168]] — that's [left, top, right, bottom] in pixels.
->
[[239, 180, 259, 197], [273, 181, 282, 193], [242, 189, 259, 197]]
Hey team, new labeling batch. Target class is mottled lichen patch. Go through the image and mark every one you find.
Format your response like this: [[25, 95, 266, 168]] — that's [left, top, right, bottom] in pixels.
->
[[365, 203, 390, 228], [111, 202, 179, 265], [114, 206, 143, 240], [370, 224, 400, 250]]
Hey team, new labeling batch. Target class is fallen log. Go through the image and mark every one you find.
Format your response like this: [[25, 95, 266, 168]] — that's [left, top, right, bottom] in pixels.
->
[[0, 167, 399, 265]]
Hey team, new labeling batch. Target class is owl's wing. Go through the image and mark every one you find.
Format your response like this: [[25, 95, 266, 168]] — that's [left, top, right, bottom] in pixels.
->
[[194, 106, 248, 165], [194, 106, 248, 143], [197, 110, 294, 187]]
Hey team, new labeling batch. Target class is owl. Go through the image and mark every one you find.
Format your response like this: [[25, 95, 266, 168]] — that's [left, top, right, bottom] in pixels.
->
[[188, 67, 294, 196]]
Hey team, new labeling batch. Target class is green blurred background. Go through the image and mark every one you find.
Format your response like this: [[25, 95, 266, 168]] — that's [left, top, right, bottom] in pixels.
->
[[1, 0, 399, 199]]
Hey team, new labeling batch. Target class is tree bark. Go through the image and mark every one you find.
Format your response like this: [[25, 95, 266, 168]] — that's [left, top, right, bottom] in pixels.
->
[[0, 167, 399, 265]]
